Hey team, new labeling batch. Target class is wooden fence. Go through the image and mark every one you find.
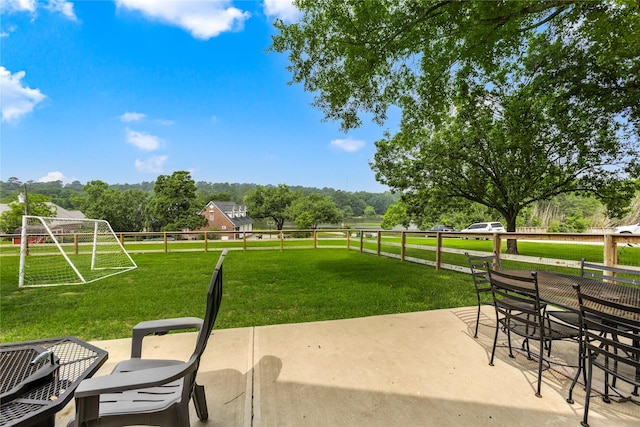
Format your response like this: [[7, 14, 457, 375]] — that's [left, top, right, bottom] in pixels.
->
[[3, 229, 637, 275]]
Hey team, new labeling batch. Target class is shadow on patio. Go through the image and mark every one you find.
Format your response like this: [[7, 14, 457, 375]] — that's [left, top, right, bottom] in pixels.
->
[[56, 307, 640, 426]]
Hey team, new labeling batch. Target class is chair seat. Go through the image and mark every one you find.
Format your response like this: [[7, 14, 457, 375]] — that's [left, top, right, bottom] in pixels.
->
[[548, 310, 581, 327], [500, 315, 580, 340], [94, 357, 187, 416], [98, 379, 183, 417]]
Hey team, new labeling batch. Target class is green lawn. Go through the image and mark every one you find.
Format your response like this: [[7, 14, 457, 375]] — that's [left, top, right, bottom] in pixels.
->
[[0, 249, 476, 343]]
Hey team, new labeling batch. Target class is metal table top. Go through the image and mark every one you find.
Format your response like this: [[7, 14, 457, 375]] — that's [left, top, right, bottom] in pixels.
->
[[501, 270, 640, 319], [0, 336, 108, 427]]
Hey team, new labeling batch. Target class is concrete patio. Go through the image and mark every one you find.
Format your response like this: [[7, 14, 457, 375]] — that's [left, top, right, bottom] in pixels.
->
[[55, 306, 640, 426]]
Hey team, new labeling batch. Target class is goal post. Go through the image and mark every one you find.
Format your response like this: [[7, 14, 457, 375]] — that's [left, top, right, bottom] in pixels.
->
[[18, 216, 137, 287]]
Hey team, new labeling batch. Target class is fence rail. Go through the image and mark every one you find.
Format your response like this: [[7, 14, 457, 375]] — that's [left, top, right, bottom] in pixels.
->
[[2, 229, 638, 275]]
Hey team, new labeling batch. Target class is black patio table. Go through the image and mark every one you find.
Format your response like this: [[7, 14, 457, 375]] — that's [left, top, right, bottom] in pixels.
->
[[0, 336, 108, 427], [500, 270, 640, 319]]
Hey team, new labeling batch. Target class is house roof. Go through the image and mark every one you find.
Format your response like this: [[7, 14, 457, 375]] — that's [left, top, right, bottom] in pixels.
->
[[0, 202, 85, 219]]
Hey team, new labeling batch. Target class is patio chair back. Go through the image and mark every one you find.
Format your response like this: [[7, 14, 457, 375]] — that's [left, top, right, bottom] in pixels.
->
[[574, 283, 640, 427], [193, 249, 225, 363], [465, 251, 501, 338], [580, 258, 640, 286]]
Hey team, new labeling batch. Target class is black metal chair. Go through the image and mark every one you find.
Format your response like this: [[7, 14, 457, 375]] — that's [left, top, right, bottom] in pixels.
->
[[465, 251, 501, 338], [70, 250, 227, 427], [572, 283, 640, 427], [487, 268, 581, 397], [575, 258, 640, 396], [580, 257, 640, 286], [465, 252, 534, 338]]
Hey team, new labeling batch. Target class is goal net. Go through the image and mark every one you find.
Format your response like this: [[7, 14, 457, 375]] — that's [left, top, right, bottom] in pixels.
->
[[19, 216, 137, 287]]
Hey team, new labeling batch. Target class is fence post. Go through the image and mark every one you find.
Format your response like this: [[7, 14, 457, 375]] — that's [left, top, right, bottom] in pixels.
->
[[346, 229, 350, 249], [204, 232, 208, 252], [435, 232, 442, 270], [377, 231, 381, 256], [74, 233, 78, 255], [493, 234, 502, 258], [401, 232, 406, 261], [360, 232, 364, 254], [314, 230, 318, 249], [164, 232, 168, 253], [243, 231, 247, 251], [603, 234, 616, 276], [280, 231, 284, 251]]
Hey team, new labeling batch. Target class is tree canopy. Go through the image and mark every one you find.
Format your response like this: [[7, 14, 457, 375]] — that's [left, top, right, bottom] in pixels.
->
[[244, 184, 298, 230], [286, 193, 342, 229], [146, 171, 207, 232], [272, 1, 639, 132], [271, 1, 640, 251]]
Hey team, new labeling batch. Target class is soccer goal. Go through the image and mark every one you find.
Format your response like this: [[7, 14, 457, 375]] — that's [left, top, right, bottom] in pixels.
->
[[18, 216, 137, 287]]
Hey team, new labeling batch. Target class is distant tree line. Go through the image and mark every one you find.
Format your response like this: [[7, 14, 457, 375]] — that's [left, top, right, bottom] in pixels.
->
[[4, 173, 636, 235], [0, 174, 398, 233]]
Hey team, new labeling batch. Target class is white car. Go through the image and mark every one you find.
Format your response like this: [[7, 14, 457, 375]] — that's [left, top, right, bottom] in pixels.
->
[[460, 222, 506, 237], [614, 222, 640, 234]]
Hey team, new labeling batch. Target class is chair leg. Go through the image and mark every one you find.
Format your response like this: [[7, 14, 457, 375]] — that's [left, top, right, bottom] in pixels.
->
[[506, 326, 515, 359], [582, 353, 593, 427], [567, 335, 585, 404], [535, 336, 544, 398], [192, 383, 209, 421], [474, 303, 481, 338], [489, 318, 500, 366]]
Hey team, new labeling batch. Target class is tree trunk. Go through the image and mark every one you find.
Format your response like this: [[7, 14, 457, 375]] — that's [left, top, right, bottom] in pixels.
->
[[505, 215, 519, 255]]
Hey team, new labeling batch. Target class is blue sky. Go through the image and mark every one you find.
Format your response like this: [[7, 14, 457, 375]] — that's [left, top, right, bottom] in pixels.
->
[[0, 0, 398, 192]]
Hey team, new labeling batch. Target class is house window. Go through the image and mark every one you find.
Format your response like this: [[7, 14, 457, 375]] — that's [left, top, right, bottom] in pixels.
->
[[221, 226, 227, 230], [209, 212, 214, 221]]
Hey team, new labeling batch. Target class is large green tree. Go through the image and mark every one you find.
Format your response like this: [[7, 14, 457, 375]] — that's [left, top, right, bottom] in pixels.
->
[[146, 171, 207, 232], [380, 201, 410, 230], [75, 181, 148, 232], [286, 193, 342, 229], [272, 1, 640, 251], [374, 54, 637, 252], [244, 184, 298, 230]]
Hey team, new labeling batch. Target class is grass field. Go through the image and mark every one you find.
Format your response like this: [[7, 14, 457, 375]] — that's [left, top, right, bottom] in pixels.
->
[[2, 237, 637, 343], [0, 249, 477, 343]]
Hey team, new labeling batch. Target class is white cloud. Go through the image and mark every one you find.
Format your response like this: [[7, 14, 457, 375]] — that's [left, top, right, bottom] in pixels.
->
[[44, 0, 76, 20], [330, 138, 366, 153], [0, 66, 46, 123], [1, 0, 76, 20], [120, 111, 146, 122], [37, 171, 73, 184], [1, 0, 36, 14], [155, 118, 175, 126], [135, 155, 168, 173], [263, 0, 300, 22], [115, 0, 250, 40], [126, 128, 162, 151]]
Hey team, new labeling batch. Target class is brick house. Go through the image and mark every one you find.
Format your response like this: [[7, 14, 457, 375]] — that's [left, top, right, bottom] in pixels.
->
[[201, 201, 253, 240]]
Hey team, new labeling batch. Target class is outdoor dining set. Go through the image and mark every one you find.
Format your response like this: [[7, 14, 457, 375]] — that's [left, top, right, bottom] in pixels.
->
[[467, 252, 640, 427]]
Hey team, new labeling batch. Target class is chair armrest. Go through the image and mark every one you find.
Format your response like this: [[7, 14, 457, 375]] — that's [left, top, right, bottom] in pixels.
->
[[75, 363, 191, 398], [131, 317, 203, 358]]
